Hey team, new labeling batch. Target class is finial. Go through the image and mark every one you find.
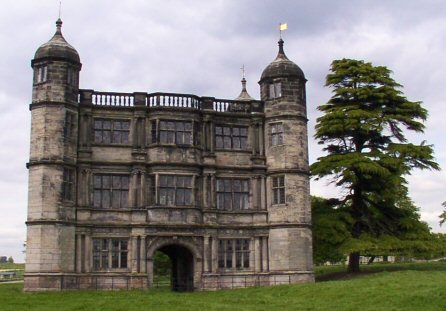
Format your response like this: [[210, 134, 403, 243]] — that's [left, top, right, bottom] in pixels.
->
[[55, 18, 63, 35], [240, 64, 246, 80], [58, 1, 62, 19], [278, 38, 285, 55]]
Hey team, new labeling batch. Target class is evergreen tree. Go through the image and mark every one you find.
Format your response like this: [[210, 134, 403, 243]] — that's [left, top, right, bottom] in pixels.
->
[[440, 202, 446, 226], [311, 58, 439, 272]]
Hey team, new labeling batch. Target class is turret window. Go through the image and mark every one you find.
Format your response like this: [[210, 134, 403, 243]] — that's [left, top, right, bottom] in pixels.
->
[[61, 168, 75, 201], [269, 82, 282, 99], [64, 111, 76, 141], [271, 123, 284, 146], [215, 126, 248, 150], [272, 175, 285, 205], [36, 65, 48, 83], [67, 67, 77, 86]]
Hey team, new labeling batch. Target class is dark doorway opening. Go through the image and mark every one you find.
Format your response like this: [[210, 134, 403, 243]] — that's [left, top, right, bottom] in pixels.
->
[[154, 244, 194, 292]]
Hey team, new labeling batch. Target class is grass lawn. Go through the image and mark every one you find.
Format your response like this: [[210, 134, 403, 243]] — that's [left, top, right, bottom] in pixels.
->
[[1, 262, 446, 311]]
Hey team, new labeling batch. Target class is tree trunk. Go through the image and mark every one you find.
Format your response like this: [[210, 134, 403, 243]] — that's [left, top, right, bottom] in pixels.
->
[[367, 256, 376, 265], [348, 252, 360, 272]]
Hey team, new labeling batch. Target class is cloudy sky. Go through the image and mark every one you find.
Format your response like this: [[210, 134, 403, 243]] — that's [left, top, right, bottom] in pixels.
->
[[1, 0, 445, 262]]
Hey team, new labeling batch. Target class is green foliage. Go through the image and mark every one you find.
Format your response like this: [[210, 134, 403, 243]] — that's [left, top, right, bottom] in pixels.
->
[[312, 58, 439, 271], [440, 201, 446, 226], [2, 263, 446, 310], [312, 196, 352, 264], [153, 251, 171, 279], [7, 257, 13, 264]]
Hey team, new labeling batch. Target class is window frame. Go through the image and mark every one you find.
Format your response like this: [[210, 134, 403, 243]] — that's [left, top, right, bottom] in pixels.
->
[[93, 174, 129, 209], [64, 111, 76, 141], [270, 123, 284, 146], [36, 65, 48, 84], [272, 175, 286, 205], [155, 120, 193, 146], [158, 175, 193, 206], [269, 82, 282, 99], [61, 168, 75, 202], [93, 118, 130, 145], [92, 238, 128, 271], [215, 125, 248, 150], [216, 178, 249, 211], [218, 239, 250, 270]]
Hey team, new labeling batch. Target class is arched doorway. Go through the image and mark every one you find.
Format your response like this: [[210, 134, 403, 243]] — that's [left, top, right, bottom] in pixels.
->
[[155, 244, 194, 292]]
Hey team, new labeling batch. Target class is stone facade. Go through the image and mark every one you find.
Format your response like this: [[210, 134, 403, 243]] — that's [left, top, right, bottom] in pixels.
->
[[24, 19, 314, 291]]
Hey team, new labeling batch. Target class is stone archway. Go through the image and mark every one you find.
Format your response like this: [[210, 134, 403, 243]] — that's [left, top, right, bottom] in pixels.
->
[[146, 237, 202, 291]]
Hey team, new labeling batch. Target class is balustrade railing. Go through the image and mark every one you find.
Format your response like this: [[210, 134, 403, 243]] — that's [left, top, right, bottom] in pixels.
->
[[78, 89, 263, 113], [90, 92, 134, 107], [147, 93, 201, 109]]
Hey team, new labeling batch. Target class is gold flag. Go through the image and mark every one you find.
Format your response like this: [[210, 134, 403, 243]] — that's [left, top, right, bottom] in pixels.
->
[[279, 23, 288, 31]]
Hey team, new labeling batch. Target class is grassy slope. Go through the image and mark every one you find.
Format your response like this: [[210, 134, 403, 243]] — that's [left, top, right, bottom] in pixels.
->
[[1, 263, 446, 311]]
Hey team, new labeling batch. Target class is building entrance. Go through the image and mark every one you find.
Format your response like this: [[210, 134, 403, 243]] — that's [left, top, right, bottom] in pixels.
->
[[156, 244, 194, 291]]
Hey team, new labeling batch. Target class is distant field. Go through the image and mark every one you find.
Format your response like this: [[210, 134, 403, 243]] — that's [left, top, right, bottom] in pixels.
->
[[1, 262, 446, 311], [0, 263, 24, 283]]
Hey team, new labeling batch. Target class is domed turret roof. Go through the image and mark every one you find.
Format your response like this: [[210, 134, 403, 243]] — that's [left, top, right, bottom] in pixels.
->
[[260, 39, 304, 81], [34, 19, 80, 63], [235, 78, 255, 101]]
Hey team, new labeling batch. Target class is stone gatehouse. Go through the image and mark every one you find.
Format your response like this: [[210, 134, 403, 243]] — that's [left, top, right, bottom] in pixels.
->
[[24, 18, 313, 291]]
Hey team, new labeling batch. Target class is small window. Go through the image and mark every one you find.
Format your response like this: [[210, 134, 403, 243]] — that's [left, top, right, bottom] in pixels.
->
[[64, 111, 76, 141], [158, 175, 193, 206], [36, 65, 48, 83], [215, 126, 248, 150], [93, 174, 129, 209], [67, 67, 77, 86], [94, 119, 130, 144], [157, 120, 193, 145], [216, 178, 249, 210], [218, 239, 250, 269], [93, 238, 128, 270], [272, 175, 285, 205], [271, 123, 284, 146], [269, 82, 282, 99], [61, 168, 75, 201]]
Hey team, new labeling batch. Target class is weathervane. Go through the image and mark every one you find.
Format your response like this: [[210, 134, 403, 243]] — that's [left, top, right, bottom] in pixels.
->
[[240, 64, 246, 79], [279, 22, 288, 39], [58, 1, 62, 19]]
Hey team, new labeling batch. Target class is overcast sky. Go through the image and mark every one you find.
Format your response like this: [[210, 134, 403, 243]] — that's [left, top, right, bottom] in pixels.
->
[[1, 0, 445, 262]]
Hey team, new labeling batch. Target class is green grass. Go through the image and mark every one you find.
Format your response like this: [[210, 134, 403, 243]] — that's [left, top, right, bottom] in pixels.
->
[[1, 263, 446, 311]]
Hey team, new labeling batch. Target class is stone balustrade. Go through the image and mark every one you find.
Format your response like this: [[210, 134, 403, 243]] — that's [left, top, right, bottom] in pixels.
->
[[78, 89, 263, 113]]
